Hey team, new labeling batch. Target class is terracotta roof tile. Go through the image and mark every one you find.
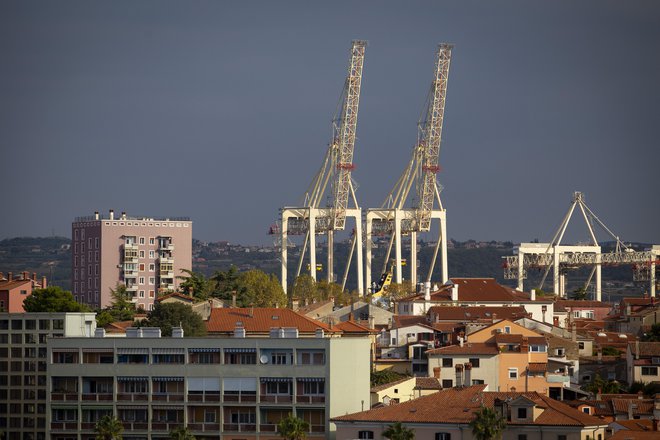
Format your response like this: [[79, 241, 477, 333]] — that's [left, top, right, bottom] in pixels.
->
[[401, 278, 546, 303], [332, 385, 605, 427], [555, 300, 613, 309], [332, 320, 377, 334], [427, 342, 499, 355], [156, 292, 194, 303], [629, 341, 660, 357], [610, 399, 654, 415], [613, 419, 655, 432], [428, 306, 529, 322], [528, 363, 547, 373], [414, 377, 442, 390], [206, 308, 334, 334], [392, 315, 429, 329], [609, 431, 660, 440]]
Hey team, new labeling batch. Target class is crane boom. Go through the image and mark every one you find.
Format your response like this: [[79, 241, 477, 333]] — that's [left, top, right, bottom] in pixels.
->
[[416, 43, 452, 231], [331, 40, 367, 230]]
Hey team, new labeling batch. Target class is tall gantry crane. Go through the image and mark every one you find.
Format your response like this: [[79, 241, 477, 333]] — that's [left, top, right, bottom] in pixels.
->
[[365, 43, 453, 292], [502, 192, 660, 300], [280, 40, 367, 295]]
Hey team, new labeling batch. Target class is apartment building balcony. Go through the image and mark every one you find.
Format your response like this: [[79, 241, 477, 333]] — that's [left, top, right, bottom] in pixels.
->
[[152, 392, 185, 402], [160, 243, 175, 251], [123, 268, 138, 277], [260, 394, 293, 404], [223, 391, 257, 403], [151, 421, 185, 432], [117, 392, 149, 402], [295, 394, 326, 404], [50, 421, 79, 431], [81, 392, 113, 401], [51, 392, 79, 401], [125, 284, 138, 292], [188, 406, 221, 432], [187, 392, 221, 402], [260, 377, 293, 404], [188, 422, 221, 432], [159, 256, 174, 264], [295, 378, 326, 404], [121, 421, 149, 431], [160, 281, 175, 290], [159, 270, 175, 278], [261, 408, 293, 432]]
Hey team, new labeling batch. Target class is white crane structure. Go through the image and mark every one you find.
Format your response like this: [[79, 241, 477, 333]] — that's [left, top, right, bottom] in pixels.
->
[[280, 40, 367, 295], [502, 192, 660, 300], [365, 43, 453, 292]]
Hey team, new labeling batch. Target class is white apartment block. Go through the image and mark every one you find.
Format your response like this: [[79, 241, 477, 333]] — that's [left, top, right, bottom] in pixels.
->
[[47, 329, 370, 440], [0, 312, 97, 440], [71, 210, 192, 310]]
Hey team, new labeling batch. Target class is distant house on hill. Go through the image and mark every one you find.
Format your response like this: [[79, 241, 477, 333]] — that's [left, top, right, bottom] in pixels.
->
[[0, 271, 47, 312]]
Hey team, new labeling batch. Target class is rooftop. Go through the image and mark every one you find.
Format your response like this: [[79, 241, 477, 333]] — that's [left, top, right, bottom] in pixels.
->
[[206, 307, 334, 334]]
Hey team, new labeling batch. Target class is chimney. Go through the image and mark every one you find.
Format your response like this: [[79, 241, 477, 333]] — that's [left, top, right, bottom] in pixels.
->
[[8, 272, 12, 281], [459, 336, 464, 347], [626, 303, 632, 317], [638, 391, 644, 400], [636, 340, 640, 360], [492, 313, 497, 323], [188, 286, 194, 298], [121, 211, 126, 220], [41, 276, 47, 288], [596, 387, 602, 401], [109, 209, 114, 220], [32, 272, 37, 282], [172, 327, 184, 338], [424, 282, 431, 301], [628, 402, 635, 420], [232, 291, 237, 308], [94, 211, 99, 220], [22, 271, 28, 280], [521, 337, 529, 353], [368, 315, 375, 329], [464, 362, 472, 386], [530, 289, 536, 301], [597, 348, 602, 363], [451, 284, 459, 302], [455, 364, 464, 387], [572, 323, 577, 342], [433, 367, 441, 379]]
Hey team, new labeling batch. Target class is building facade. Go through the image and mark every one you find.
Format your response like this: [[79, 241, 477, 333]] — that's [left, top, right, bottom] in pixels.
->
[[0, 272, 47, 313], [0, 312, 96, 440], [47, 329, 371, 440], [71, 210, 192, 309]]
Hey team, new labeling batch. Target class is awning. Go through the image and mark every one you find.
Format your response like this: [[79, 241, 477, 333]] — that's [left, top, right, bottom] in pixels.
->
[[53, 348, 79, 353], [224, 348, 256, 353], [260, 377, 293, 383], [117, 348, 148, 355], [118, 406, 148, 410], [81, 406, 113, 411], [117, 377, 149, 382], [189, 348, 221, 353], [152, 405, 184, 410], [81, 348, 114, 353], [152, 348, 185, 355], [297, 378, 324, 383], [152, 377, 184, 382]]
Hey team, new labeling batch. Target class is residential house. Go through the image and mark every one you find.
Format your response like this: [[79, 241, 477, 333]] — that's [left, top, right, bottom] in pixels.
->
[[332, 384, 608, 440], [627, 341, 660, 385], [0, 272, 47, 312]]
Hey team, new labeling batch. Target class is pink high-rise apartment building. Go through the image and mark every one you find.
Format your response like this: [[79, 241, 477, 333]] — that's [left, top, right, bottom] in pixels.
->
[[71, 210, 192, 310]]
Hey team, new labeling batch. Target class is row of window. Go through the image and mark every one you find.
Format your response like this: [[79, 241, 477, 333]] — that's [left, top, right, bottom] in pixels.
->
[[0, 319, 64, 331]]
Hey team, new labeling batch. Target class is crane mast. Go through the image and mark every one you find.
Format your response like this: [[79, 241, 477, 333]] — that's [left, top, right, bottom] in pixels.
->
[[280, 40, 367, 295]]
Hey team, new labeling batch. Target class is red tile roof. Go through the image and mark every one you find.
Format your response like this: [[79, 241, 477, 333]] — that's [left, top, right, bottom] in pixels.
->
[[332, 320, 377, 334], [428, 306, 529, 321], [156, 292, 194, 303], [403, 278, 547, 303], [332, 385, 605, 427], [610, 399, 655, 416], [555, 300, 613, 309], [206, 307, 334, 334], [414, 377, 442, 390], [609, 431, 660, 440], [427, 342, 499, 355], [629, 341, 660, 357], [392, 315, 429, 329], [612, 419, 655, 432]]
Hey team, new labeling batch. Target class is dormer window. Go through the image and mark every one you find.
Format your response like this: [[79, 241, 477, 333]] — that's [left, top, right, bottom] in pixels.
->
[[517, 407, 527, 418]]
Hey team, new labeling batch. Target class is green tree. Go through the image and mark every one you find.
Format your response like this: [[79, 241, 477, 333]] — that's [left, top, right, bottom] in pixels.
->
[[94, 414, 123, 440], [642, 323, 660, 342], [382, 422, 415, 440], [277, 413, 309, 440], [211, 265, 241, 300], [370, 370, 409, 387], [143, 302, 207, 337], [177, 269, 214, 301], [582, 373, 620, 394], [236, 269, 287, 308], [96, 284, 137, 327], [23, 286, 89, 313], [571, 287, 589, 301], [316, 280, 344, 302], [291, 274, 319, 304], [169, 426, 196, 440], [470, 406, 507, 440]]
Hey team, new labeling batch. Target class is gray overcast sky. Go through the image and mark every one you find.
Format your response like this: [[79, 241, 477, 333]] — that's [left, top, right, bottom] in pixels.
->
[[1, 1, 659, 245]]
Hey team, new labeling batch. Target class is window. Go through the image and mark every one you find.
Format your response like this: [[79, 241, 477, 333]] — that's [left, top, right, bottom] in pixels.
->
[[298, 350, 325, 365], [504, 326, 511, 334], [574, 311, 581, 318], [139, 263, 145, 271], [153, 354, 185, 364], [530, 345, 547, 352], [266, 381, 291, 395], [554, 348, 565, 356], [139, 290, 145, 298], [139, 237, 145, 245], [149, 277, 155, 285], [302, 381, 325, 395], [508, 368, 518, 379], [442, 358, 453, 367], [558, 436, 567, 440], [468, 358, 480, 368], [149, 263, 155, 272], [139, 277, 145, 285], [149, 290, 155, 298], [442, 379, 453, 388], [582, 407, 591, 414], [359, 431, 374, 439], [225, 351, 257, 365], [641, 366, 658, 376], [139, 250, 145, 258], [517, 408, 527, 419], [472, 379, 485, 385], [149, 250, 155, 259], [578, 342, 585, 350], [518, 435, 527, 440], [149, 237, 155, 245], [585, 311, 594, 319], [435, 433, 450, 440], [271, 352, 290, 365]]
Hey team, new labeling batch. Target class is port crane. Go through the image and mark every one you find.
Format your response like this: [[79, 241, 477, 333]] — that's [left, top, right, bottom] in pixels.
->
[[365, 43, 453, 293], [502, 192, 660, 300], [279, 41, 367, 295]]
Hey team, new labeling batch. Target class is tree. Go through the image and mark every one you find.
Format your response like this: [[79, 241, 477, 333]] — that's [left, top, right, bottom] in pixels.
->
[[582, 373, 621, 394], [277, 413, 309, 440], [142, 302, 207, 337], [211, 265, 241, 300], [571, 287, 589, 301], [94, 415, 123, 440], [96, 284, 136, 327], [236, 269, 287, 308], [382, 422, 415, 440], [642, 323, 660, 342], [470, 406, 507, 440], [177, 269, 214, 301], [23, 286, 89, 313], [371, 370, 409, 387], [291, 274, 319, 304], [169, 426, 196, 440]]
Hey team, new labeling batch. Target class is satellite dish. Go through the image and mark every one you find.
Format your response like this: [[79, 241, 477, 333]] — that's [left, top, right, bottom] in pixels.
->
[[260, 355, 269, 364]]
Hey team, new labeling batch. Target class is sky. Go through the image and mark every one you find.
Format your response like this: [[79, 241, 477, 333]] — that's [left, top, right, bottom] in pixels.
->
[[1, 1, 659, 246]]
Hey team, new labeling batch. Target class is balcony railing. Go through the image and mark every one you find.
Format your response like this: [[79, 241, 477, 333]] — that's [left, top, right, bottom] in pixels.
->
[[223, 393, 257, 403], [50, 422, 78, 431], [121, 421, 149, 431], [81, 393, 113, 401], [260, 394, 293, 404], [159, 270, 174, 278], [223, 423, 257, 432], [295, 395, 326, 404], [260, 423, 278, 432], [188, 422, 220, 432], [159, 256, 174, 264], [51, 393, 78, 401], [161, 243, 175, 251], [187, 393, 221, 402], [117, 393, 149, 402], [152, 393, 184, 402], [152, 422, 185, 431]]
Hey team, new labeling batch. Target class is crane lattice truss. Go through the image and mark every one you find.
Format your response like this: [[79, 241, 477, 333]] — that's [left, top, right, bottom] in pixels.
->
[[365, 44, 453, 291], [280, 41, 367, 295], [502, 192, 659, 299]]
